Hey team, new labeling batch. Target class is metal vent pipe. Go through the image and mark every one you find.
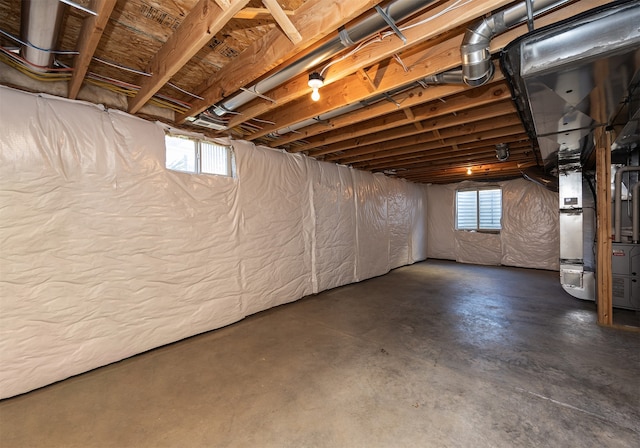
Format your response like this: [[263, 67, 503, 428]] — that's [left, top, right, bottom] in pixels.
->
[[20, 0, 65, 70], [461, 0, 571, 86], [213, 0, 438, 116]]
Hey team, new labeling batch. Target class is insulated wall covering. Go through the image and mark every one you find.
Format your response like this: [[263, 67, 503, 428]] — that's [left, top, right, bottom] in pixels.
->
[[426, 179, 559, 270], [0, 87, 428, 398]]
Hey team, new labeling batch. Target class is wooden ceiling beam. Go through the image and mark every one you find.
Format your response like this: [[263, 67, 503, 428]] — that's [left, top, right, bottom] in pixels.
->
[[272, 81, 484, 147], [243, 0, 600, 141], [319, 102, 518, 160], [336, 121, 524, 165], [358, 135, 532, 170], [273, 84, 467, 147], [128, 0, 250, 114], [372, 146, 534, 171], [400, 160, 537, 183], [345, 124, 525, 167], [262, 0, 302, 44], [243, 34, 467, 140], [226, 0, 513, 129], [295, 81, 511, 153], [175, 0, 389, 123], [68, 0, 118, 100], [234, 7, 294, 20]]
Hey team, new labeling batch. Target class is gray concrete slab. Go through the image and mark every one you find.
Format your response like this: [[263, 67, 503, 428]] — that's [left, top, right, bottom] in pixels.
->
[[1, 260, 638, 447]]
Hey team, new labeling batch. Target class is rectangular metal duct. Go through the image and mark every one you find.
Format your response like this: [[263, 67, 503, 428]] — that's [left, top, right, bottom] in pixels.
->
[[501, 0, 640, 302]]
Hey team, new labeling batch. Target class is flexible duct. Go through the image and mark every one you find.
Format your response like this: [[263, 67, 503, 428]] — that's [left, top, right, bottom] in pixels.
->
[[461, 0, 571, 86], [615, 166, 640, 242], [213, 0, 438, 116], [20, 0, 65, 70], [633, 182, 640, 243]]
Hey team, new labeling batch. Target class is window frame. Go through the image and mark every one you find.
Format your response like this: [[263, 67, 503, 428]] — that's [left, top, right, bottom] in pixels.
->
[[455, 186, 502, 232], [164, 133, 234, 178]]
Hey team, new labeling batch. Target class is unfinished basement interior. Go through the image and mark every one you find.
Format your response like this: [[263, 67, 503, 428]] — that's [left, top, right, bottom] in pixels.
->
[[0, 0, 638, 446]]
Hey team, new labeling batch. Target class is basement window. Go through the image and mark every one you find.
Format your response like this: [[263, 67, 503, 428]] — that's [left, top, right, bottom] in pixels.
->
[[456, 187, 502, 231], [165, 134, 234, 177]]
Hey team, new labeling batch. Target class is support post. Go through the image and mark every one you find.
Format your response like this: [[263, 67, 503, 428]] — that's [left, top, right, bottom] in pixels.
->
[[595, 127, 612, 326]]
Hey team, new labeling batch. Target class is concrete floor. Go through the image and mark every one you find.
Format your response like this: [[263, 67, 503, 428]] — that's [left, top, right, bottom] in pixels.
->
[[1, 260, 639, 447]]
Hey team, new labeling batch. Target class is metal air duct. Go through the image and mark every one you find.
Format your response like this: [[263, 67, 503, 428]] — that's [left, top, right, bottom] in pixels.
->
[[20, 0, 65, 70], [461, 0, 571, 86], [501, 1, 640, 303], [211, 0, 439, 116]]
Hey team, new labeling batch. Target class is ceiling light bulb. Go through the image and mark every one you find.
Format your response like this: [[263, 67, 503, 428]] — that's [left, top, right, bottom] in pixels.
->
[[466, 167, 472, 175], [308, 72, 324, 102]]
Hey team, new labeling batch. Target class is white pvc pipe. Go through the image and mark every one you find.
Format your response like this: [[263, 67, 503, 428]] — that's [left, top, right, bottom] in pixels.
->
[[614, 166, 640, 242]]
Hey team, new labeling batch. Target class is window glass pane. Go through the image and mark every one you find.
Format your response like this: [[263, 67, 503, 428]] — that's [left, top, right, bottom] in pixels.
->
[[165, 135, 196, 172], [456, 190, 477, 230], [479, 189, 502, 230], [201, 141, 230, 176]]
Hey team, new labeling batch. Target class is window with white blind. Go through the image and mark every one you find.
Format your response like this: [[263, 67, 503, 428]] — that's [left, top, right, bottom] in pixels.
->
[[165, 134, 234, 177], [456, 188, 502, 231]]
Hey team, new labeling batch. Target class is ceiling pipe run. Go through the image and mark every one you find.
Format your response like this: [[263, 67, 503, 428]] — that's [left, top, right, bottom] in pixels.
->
[[272, 82, 421, 137], [211, 0, 439, 117], [461, 0, 571, 86], [20, 0, 65, 70]]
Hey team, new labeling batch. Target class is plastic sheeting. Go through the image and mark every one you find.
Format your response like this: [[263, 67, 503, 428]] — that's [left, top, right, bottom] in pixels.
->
[[427, 179, 559, 269], [0, 86, 428, 399], [501, 178, 559, 270]]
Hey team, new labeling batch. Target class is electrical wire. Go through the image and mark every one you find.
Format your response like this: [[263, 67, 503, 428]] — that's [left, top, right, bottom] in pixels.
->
[[0, 46, 74, 72], [167, 82, 205, 101], [400, 0, 473, 32], [319, 0, 472, 79], [0, 28, 79, 55], [0, 49, 190, 113], [92, 57, 151, 77]]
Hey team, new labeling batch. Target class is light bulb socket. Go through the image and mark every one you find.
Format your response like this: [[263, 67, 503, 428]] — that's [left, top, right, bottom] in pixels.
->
[[308, 72, 324, 89], [495, 143, 509, 161]]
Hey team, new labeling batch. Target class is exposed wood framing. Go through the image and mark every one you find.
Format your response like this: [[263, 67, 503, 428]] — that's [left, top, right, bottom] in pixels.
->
[[235, 7, 294, 20], [68, 0, 118, 100], [320, 102, 518, 160], [176, 0, 389, 123], [226, 0, 514, 131], [339, 120, 523, 165], [296, 81, 510, 154], [595, 127, 612, 326], [213, 0, 231, 8], [243, 0, 598, 142], [128, 0, 251, 114], [262, 0, 302, 44], [1, 0, 605, 187], [273, 74, 504, 148]]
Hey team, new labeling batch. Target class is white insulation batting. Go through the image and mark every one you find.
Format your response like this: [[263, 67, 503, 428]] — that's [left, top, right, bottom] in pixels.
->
[[426, 179, 559, 269], [0, 87, 428, 399]]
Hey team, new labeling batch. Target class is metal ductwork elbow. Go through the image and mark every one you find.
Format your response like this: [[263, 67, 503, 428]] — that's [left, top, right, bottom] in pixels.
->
[[461, 0, 571, 87], [461, 17, 501, 86]]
